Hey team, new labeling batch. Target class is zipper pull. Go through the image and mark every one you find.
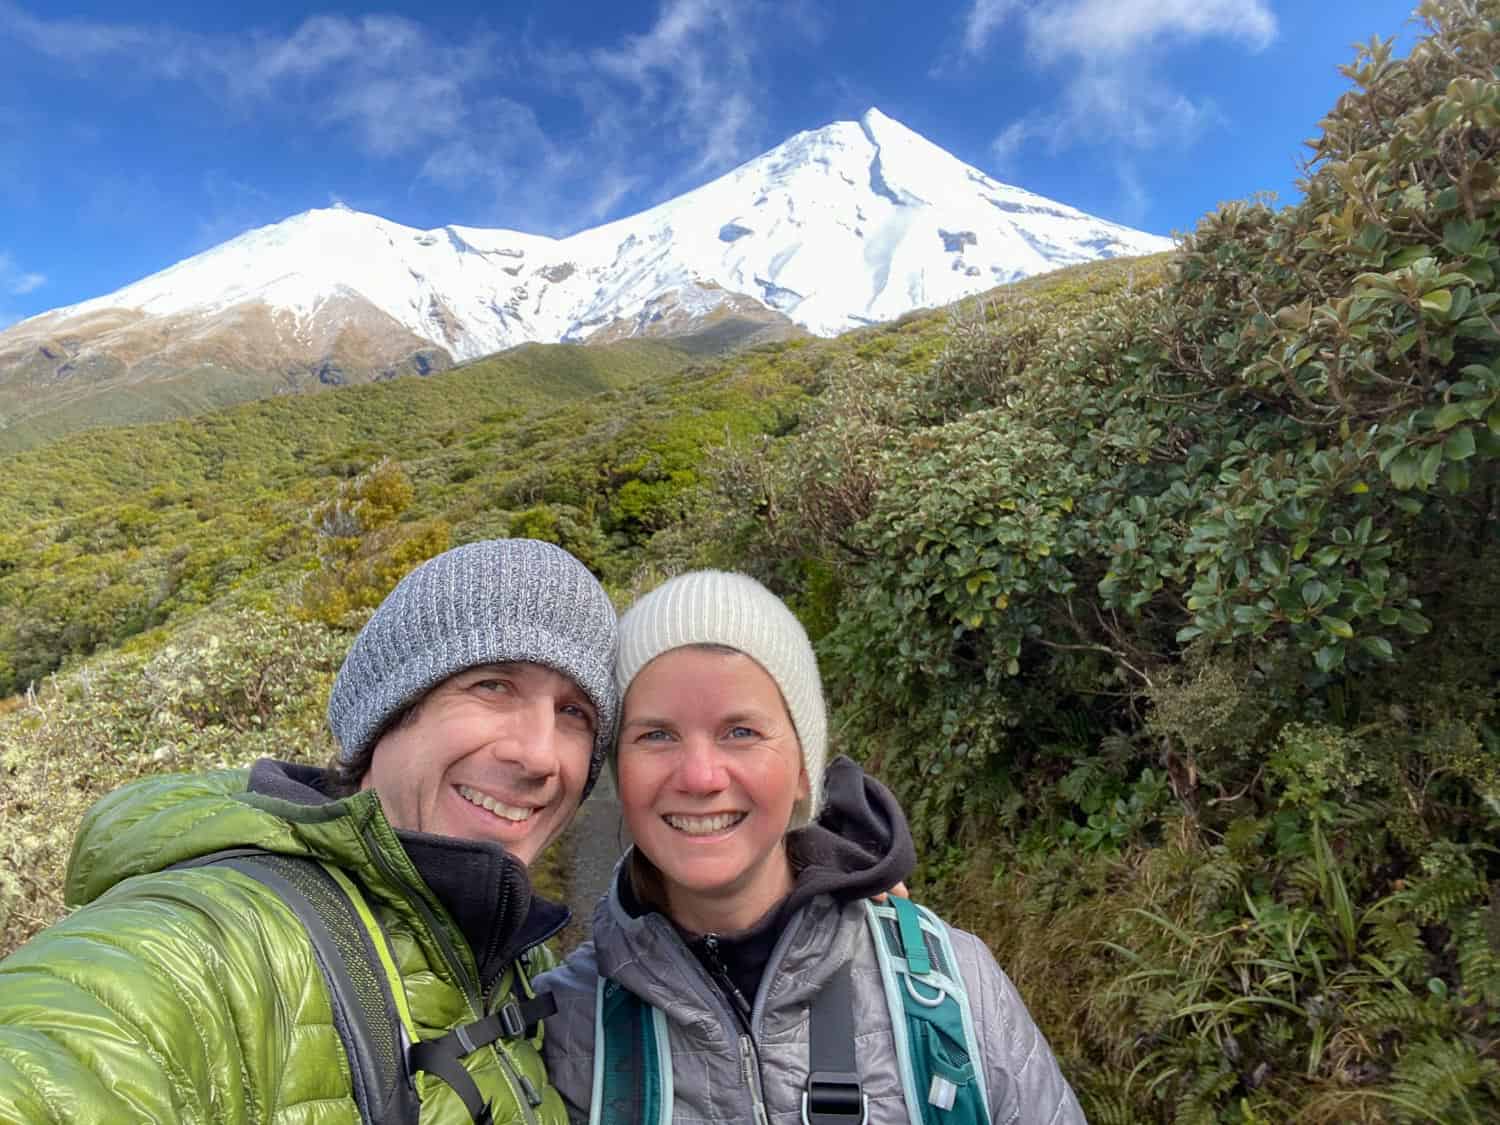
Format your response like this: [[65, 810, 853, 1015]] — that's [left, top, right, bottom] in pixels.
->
[[738, 1034, 756, 1087], [740, 1036, 770, 1125], [516, 1072, 543, 1108], [702, 934, 753, 1023]]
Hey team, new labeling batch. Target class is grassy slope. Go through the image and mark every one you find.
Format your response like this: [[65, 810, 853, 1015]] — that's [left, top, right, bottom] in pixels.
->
[[0, 261, 1111, 951]]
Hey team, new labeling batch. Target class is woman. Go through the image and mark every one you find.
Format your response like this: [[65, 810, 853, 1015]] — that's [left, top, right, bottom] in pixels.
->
[[538, 570, 1085, 1123]]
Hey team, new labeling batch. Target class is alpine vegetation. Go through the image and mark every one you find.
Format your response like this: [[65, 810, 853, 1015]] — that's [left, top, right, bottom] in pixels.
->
[[1, 1, 1497, 1120]]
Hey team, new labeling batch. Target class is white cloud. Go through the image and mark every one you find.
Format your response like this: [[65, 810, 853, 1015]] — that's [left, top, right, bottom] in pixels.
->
[[1025, 0, 1275, 62], [963, 0, 1021, 57], [958, 0, 1275, 161], [1113, 162, 1151, 228], [0, 1, 804, 235], [0, 252, 44, 296], [582, 0, 762, 179]]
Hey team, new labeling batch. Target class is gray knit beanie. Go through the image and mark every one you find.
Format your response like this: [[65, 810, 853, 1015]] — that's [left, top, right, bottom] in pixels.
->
[[615, 570, 827, 828], [327, 539, 619, 798]]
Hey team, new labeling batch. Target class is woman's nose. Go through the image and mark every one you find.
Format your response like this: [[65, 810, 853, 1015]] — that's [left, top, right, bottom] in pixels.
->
[[675, 738, 726, 793]]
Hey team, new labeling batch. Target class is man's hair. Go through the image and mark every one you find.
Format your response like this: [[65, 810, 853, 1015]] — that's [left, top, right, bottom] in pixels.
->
[[323, 701, 421, 797]]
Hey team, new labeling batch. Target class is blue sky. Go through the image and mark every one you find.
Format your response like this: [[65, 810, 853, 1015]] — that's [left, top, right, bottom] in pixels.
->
[[1, 1, 1423, 326]]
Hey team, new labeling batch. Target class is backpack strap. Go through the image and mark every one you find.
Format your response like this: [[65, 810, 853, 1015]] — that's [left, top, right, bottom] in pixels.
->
[[805, 960, 869, 1124], [405, 984, 556, 1125], [178, 848, 421, 1124], [864, 898, 993, 1125], [591, 977, 673, 1125]]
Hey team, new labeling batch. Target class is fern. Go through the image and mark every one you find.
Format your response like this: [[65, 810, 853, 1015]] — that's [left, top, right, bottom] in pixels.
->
[[1388, 1033, 1500, 1124], [1455, 910, 1500, 1007]]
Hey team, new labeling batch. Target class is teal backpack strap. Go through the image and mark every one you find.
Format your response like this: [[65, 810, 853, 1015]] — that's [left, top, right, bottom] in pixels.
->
[[864, 898, 993, 1125], [178, 848, 421, 1123], [591, 977, 673, 1125]]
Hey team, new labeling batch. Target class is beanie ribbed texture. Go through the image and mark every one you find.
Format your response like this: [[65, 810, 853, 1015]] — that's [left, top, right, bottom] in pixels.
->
[[615, 570, 827, 828], [327, 539, 619, 799]]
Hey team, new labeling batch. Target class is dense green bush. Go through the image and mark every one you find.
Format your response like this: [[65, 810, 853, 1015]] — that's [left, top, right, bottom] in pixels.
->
[[693, 2, 1499, 1117], [1, 3, 1494, 1119]]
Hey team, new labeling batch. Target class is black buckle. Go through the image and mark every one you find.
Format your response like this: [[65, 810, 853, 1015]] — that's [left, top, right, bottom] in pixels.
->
[[802, 1071, 867, 1125], [498, 1001, 526, 1039]]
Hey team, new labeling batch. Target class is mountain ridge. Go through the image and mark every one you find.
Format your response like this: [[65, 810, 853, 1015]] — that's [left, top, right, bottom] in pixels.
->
[[0, 107, 1171, 447]]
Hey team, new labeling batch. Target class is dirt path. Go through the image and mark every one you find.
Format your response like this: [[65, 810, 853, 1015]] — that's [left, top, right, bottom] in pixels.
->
[[563, 769, 632, 946]]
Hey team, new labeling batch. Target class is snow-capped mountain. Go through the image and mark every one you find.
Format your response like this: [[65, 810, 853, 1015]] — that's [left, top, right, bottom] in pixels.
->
[[1, 108, 1171, 430]]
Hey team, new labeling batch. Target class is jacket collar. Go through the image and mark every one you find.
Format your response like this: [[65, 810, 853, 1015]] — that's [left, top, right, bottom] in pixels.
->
[[247, 758, 568, 990]]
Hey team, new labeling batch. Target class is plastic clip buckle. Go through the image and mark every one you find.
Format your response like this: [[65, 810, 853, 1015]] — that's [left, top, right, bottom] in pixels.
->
[[801, 1071, 868, 1125]]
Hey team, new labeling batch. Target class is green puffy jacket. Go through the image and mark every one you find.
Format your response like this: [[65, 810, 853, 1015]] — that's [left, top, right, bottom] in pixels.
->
[[0, 765, 569, 1125]]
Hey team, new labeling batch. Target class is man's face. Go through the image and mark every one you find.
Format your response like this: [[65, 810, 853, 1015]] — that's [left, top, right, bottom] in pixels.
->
[[360, 661, 597, 866]]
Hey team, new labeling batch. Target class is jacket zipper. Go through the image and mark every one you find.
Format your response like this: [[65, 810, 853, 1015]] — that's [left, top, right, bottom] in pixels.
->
[[363, 828, 539, 1125], [700, 935, 754, 1032], [700, 934, 770, 1122], [738, 1034, 772, 1125]]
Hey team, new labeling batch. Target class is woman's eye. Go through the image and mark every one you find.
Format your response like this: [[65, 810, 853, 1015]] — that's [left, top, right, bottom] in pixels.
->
[[473, 678, 509, 693], [637, 728, 673, 743], [726, 726, 757, 740]]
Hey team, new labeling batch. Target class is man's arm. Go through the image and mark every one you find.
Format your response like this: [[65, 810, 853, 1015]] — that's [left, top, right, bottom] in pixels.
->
[[0, 868, 350, 1124]]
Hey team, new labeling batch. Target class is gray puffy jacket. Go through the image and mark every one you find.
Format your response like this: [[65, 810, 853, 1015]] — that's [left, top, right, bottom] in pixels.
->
[[539, 843, 1085, 1123]]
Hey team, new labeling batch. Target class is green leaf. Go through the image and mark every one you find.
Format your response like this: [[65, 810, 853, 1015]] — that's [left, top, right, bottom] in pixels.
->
[[1359, 636, 1395, 661], [1443, 219, 1485, 255], [1388, 244, 1433, 268], [1301, 579, 1325, 608], [1442, 460, 1471, 494], [1321, 615, 1354, 639], [1314, 646, 1339, 674], [1420, 289, 1453, 314], [1433, 402, 1470, 431], [1445, 427, 1476, 461], [1420, 443, 1443, 484], [1399, 611, 1432, 636], [1389, 452, 1419, 490]]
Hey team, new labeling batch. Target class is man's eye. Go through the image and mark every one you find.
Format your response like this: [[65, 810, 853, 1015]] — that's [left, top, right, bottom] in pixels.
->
[[472, 678, 510, 693], [638, 729, 673, 743], [727, 726, 757, 740], [560, 703, 596, 728]]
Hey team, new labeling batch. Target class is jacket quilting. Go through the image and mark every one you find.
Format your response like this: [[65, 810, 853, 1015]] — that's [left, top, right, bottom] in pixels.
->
[[538, 863, 1087, 1125], [0, 765, 568, 1125]]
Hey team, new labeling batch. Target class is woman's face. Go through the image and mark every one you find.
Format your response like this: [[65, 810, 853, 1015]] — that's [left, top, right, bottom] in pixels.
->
[[617, 646, 809, 934]]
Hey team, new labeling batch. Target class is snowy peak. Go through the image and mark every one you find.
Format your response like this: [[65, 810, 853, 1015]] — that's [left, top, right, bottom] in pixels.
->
[[3, 109, 1172, 436]]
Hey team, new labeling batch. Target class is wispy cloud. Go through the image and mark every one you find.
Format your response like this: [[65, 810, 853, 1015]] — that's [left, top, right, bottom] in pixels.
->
[[0, 1, 803, 235], [511, 0, 804, 224], [0, 252, 44, 296], [959, 0, 1276, 162], [963, 0, 1022, 57]]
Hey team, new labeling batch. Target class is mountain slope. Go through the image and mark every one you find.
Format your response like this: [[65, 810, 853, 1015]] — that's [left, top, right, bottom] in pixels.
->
[[0, 108, 1170, 449]]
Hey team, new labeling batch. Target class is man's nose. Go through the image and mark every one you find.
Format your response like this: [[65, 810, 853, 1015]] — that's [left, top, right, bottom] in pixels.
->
[[493, 697, 562, 777], [675, 738, 727, 793]]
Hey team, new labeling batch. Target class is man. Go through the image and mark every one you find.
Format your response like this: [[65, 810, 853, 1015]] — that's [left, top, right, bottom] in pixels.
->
[[0, 538, 617, 1123]]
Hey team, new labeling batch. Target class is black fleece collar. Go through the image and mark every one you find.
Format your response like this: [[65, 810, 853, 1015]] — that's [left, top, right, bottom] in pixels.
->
[[246, 758, 569, 992]]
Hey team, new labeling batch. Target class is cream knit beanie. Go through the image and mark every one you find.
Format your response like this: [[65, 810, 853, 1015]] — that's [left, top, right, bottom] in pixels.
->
[[615, 570, 827, 828]]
